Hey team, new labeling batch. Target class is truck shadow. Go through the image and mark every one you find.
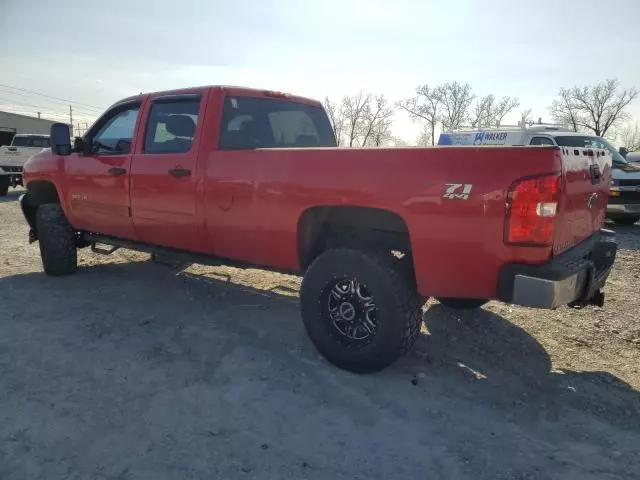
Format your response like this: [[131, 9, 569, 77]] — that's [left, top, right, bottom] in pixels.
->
[[2, 259, 639, 433], [414, 304, 640, 431]]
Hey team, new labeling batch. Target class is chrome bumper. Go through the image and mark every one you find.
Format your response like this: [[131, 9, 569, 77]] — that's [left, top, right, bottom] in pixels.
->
[[607, 186, 640, 215], [607, 203, 640, 214], [512, 272, 586, 309], [499, 230, 617, 309]]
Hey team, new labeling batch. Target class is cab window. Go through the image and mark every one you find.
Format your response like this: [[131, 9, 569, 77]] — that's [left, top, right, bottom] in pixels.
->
[[144, 98, 200, 154], [90, 105, 140, 155], [219, 96, 336, 150]]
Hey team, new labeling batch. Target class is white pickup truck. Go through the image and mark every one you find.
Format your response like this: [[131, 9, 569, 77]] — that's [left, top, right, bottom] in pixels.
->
[[0, 134, 50, 196]]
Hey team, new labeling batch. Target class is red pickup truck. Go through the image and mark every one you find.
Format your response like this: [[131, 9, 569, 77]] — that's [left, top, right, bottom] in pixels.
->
[[20, 85, 617, 373]]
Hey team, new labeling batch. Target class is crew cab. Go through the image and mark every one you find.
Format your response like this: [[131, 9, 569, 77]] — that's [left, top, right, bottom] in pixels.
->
[[20, 86, 617, 373], [439, 126, 640, 225], [0, 134, 50, 195]]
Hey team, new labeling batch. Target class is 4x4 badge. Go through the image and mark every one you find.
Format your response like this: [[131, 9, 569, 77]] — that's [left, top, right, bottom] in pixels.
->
[[443, 184, 472, 200]]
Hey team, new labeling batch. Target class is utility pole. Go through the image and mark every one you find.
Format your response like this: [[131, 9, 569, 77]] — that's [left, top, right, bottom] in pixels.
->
[[69, 105, 74, 137]]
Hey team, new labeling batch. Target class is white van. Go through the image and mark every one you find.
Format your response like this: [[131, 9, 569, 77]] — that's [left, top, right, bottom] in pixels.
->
[[438, 126, 640, 225], [439, 125, 587, 146]]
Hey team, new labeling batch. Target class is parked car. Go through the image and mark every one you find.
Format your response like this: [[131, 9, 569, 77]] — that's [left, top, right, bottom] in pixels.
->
[[439, 126, 640, 225], [20, 86, 617, 372], [0, 133, 50, 195]]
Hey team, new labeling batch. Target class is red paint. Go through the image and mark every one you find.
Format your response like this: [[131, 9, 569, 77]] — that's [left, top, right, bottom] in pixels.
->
[[23, 86, 610, 300]]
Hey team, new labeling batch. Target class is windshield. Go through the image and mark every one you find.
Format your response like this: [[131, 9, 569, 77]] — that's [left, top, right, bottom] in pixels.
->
[[554, 135, 627, 165]]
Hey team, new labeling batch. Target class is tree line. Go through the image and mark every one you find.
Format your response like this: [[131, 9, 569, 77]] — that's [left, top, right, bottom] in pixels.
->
[[323, 78, 639, 149]]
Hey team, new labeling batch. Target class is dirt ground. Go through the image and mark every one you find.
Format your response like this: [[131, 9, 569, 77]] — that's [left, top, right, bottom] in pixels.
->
[[1, 188, 639, 479]]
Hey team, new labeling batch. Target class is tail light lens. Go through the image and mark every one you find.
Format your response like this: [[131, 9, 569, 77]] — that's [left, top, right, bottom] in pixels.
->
[[505, 173, 560, 246]]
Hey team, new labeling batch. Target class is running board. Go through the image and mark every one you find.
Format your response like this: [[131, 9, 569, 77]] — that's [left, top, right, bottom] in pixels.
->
[[80, 233, 294, 274], [91, 243, 120, 255]]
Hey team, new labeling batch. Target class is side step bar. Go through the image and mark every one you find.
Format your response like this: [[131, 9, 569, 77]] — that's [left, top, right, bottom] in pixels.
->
[[80, 233, 298, 276], [80, 233, 266, 271], [91, 244, 120, 255]]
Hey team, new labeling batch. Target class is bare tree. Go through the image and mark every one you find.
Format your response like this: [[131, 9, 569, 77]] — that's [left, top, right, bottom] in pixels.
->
[[398, 85, 443, 145], [322, 96, 345, 146], [342, 92, 372, 147], [550, 79, 639, 137], [471, 95, 493, 128], [519, 108, 533, 127], [360, 95, 394, 147], [471, 95, 520, 128], [550, 88, 581, 131], [439, 82, 475, 131], [619, 122, 640, 151], [369, 118, 394, 146], [415, 126, 433, 146], [492, 96, 520, 126]]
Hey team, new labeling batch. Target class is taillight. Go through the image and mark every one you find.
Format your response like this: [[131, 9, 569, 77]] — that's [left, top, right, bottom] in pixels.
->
[[505, 173, 560, 246]]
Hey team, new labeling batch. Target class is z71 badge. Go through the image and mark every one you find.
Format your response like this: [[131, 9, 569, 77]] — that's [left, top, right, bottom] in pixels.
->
[[442, 183, 472, 200]]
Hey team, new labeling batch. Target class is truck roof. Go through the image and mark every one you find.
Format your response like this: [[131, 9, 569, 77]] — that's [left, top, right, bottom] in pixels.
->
[[13, 133, 50, 138], [115, 85, 322, 109]]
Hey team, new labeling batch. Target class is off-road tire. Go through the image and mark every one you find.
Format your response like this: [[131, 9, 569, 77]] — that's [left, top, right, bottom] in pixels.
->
[[437, 297, 488, 310], [612, 216, 639, 226], [300, 249, 423, 373], [36, 203, 77, 276]]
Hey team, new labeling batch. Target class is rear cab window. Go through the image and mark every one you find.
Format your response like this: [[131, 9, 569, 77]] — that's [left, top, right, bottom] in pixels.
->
[[11, 136, 50, 147], [219, 96, 336, 150]]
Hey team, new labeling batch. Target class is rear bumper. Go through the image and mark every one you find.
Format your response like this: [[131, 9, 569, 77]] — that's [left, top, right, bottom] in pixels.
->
[[498, 229, 617, 309]]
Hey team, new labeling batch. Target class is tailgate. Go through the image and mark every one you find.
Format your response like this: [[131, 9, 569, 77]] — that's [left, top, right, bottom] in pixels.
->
[[553, 147, 612, 254], [0, 147, 37, 169]]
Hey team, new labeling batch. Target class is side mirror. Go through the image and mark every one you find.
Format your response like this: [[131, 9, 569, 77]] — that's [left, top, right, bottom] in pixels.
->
[[50, 123, 72, 156]]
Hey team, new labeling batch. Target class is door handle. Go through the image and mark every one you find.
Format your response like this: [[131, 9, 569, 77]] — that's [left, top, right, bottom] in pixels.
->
[[168, 168, 191, 178], [108, 167, 127, 176]]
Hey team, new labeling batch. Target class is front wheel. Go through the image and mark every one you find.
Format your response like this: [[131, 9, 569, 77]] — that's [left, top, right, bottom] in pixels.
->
[[300, 249, 424, 373], [437, 297, 488, 310], [36, 204, 77, 276]]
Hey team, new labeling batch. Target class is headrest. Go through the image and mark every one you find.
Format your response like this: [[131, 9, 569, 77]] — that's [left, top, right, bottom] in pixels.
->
[[295, 134, 318, 146], [165, 115, 195, 137]]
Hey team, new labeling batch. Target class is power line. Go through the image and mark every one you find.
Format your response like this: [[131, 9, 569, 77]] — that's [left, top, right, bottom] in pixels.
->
[[0, 102, 95, 122], [0, 105, 70, 121], [0, 87, 102, 116], [0, 83, 105, 112], [0, 96, 68, 113]]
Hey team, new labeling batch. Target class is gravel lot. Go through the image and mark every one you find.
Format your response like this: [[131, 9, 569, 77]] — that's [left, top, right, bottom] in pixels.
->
[[1, 188, 639, 479]]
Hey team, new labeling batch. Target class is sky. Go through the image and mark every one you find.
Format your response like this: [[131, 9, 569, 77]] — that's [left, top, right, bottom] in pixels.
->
[[1, 0, 640, 142]]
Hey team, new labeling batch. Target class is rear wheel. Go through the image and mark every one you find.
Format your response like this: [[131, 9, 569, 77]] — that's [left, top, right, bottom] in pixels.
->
[[437, 297, 488, 310], [36, 204, 77, 276], [612, 216, 639, 226], [300, 249, 423, 373]]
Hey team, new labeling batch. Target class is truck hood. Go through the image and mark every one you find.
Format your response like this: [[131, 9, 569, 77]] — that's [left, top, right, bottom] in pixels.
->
[[612, 164, 640, 181]]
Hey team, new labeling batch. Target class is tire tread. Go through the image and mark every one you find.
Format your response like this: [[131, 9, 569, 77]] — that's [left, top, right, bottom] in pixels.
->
[[36, 203, 77, 276]]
